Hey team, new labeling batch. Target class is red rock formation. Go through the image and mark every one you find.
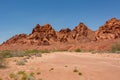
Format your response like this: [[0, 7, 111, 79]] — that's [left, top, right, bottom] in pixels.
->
[[3, 34, 28, 45], [2, 24, 57, 46], [57, 23, 95, 43], [32, 24, 41, 34], [59, 28, 71, 33], [95, 18, 120, 40], [57, 28, 71, 42], [28, 24, 57, 45], [1, 18, 120, 50], [70, 23, 95, 42]]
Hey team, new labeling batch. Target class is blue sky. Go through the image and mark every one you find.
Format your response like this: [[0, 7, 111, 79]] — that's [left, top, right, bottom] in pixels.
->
[[0, 0, 120, 43]]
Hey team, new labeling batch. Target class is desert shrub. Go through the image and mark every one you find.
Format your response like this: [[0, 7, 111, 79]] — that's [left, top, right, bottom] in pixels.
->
[[25, 49, 50, 56], [49, 68, 54, 71], [0, 50, 12, 58], [51, 49, 68, 52], [18, 71, 27, 80], [78, 72, 82, 76], [18, 71, 26, 75], [39, 50, 50, 53], [35, 54, 42, 57], [26, 75, 35, 80], [24, 56, 31, 59], [37, 78, 42, 80], [75, 49, 82, 52], [18, 71, 35, 80], [29, 72, 34, 76], [111, 41, 120, 53], [73, 67, 82, 76], [64, 65, 68, 67], [36, 72, 41, 75], [73, 68, 79, 72], [0, 50, 28, 58], [10, 71, 36, 80], [0, 53, 6, 68], [16, 59, 27, 65], [12, 51, 28, 57], [25, 50, 39, 54], [9, 73, 17, 80], [0, 54, 4, 67], [9, 71, 27, 80]]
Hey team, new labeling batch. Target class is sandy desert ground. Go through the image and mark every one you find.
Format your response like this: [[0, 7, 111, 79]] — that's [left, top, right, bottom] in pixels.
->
[[0, 52, 120, 80]]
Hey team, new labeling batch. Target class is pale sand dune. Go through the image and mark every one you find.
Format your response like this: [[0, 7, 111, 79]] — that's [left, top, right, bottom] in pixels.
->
[[0, 52, 120, 80]]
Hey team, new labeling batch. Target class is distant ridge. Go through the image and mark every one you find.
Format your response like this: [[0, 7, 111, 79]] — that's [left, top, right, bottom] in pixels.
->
[[0, 18, 120, 50]]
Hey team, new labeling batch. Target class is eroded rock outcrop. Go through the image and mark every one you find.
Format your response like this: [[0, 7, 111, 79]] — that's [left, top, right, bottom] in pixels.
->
[[3, 34, 28, 45], [1, 18, 120, 50], [57, 28, 71, 42], [95, 18, 120, 40], [70, 23, 95, 42], [28, 24, 57, 45]]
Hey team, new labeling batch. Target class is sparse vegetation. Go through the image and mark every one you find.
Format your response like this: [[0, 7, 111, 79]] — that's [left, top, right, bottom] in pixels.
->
[[37, 78, 42, 80], [73, 67, 82, 76], [0, 78, 2, 80], [73, 68, 79, 72], [64, 65, 68, 67], [49, 68, 54, 71], [0, 54, 4, 68], [12, 51, 28, 57], [75, 49, 82, 52], [18, 71, 26, 75], [39, 50, 50, 53], [9, 71, 36, 80], [36, 72, 41, 75], [26, 75, 35, 80], [78, 72, 82, 76], [25, 50, 39, 54], [9, 73, 18, 80], [35, 54, 42, 57], [25, 49, 50, 54], [111, 41, 120, 53], [0, 49, 50, 61], [16, 59, 27, 65], [0, 50, 12, 58], [0, 52, 6, 68], [51, 49, 68, 52]]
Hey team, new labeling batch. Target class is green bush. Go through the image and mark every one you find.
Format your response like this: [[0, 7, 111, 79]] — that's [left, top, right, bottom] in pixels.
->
[[9, 73, 17, 79], [75, 49, 82, 52], [111, 41, 120, 53], [18, 71, 27, 80], [18, 71, 26, 75]]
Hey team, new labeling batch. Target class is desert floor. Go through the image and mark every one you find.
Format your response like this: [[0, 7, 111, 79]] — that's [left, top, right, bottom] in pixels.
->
[[0, 52, 120, 80]]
